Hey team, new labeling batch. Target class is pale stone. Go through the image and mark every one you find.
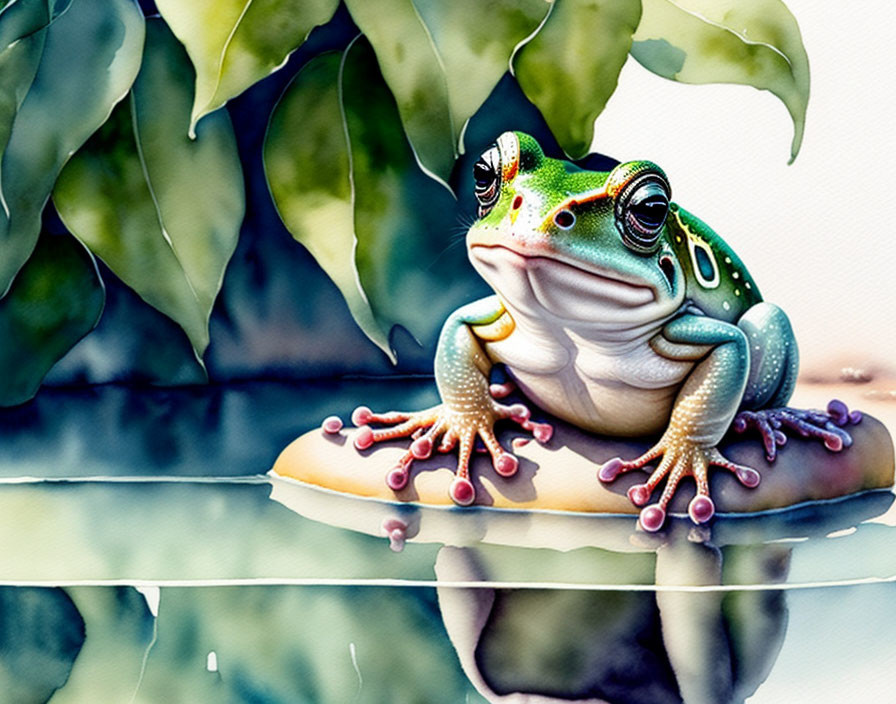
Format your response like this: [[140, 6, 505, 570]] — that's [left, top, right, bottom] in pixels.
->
[[272, 413, 894, 516]]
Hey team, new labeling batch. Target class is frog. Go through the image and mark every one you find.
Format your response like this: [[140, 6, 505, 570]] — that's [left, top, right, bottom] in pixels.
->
[[349, 131, 860, 532]]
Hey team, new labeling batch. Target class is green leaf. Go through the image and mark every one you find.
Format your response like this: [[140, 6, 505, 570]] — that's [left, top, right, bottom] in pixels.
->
[[156, 0, 339, 135], [53, 18, 245, 359], [344, 0, 549, 182], [264, 46, 390, 359], [265, 38, 460, 360], [514, 0, 642, 159], [0, 0, 71, 49], [0, 232, 104, 406], [630, 0, 810, 162], [0, 0, 145, 296]]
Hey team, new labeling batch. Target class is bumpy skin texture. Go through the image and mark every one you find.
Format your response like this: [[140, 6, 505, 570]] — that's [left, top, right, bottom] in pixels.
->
[[353, 132, 855, 530], [353, 298, 552, 506]]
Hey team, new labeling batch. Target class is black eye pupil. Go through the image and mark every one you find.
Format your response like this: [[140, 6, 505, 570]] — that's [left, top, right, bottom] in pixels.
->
[[631, 195, 668, 229], [473, 161, 494, 185]]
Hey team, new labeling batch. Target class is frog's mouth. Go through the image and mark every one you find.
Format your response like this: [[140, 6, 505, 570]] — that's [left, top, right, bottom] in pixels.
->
[[470, 244, 668, 325]]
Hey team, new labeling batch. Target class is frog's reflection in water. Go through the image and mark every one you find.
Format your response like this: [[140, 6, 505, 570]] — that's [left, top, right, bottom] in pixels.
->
[[269, 463, 893, 704], [437, 537, 790, 704]]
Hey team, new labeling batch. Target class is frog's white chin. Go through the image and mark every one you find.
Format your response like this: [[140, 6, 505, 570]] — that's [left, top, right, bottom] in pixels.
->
[[470, 244, 679, 329]]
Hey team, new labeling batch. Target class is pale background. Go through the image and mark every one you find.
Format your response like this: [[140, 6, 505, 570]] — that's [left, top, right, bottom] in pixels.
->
[[596, 0, 895, 380]]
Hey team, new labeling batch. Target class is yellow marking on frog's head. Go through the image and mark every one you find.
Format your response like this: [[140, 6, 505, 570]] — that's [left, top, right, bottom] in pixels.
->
[[674, 210, 720, 290]]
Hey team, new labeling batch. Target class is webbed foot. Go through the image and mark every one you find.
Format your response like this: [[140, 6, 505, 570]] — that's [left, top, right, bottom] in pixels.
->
[[598, 439, 760, 532], [350, 398, 552, 506], [733, 399, 862, 461]]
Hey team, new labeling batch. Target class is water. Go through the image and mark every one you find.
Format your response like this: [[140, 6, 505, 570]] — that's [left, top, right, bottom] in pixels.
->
[[1, 382, 893, 702]]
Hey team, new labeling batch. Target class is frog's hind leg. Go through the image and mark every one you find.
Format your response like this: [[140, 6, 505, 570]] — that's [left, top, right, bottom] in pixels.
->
[[734, 402, 862, 461], [737, 302, 799, 412], [731, 303, 862, 460]]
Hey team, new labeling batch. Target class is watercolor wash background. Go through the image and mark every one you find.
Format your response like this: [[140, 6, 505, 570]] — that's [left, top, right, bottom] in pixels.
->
[[0, 0, 894, 702], [27, 0, 896, 392], [598, 0, 896, 380]]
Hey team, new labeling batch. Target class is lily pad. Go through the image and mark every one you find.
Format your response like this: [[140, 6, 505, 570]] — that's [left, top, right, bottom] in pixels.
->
[[54, 18, 245, 359], [630, 0, 810, 162], [273, 413, 894, 518]]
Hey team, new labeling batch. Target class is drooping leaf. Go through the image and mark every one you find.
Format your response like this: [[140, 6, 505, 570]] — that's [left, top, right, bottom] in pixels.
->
[[457, 73, 619, 216], [630, 0, 810, 162], [53, 19, 245, 359], [47, 260, 209, 387], [343, 0, 550, 182], [0, 0, 72, 48], [264, 47, 390, 358], [0, 232, 104, 407], [155, 0, 339, 135], [341, 40, 463, 344], [264, 38, 460, 360], [0, 0, 75, 163], [514, 0, 642, 159], [0, 0, 75, 151], [0, 0, 144, 296]]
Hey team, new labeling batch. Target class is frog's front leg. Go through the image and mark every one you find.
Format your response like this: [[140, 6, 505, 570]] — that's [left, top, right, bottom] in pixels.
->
[[351, 296, 552, 506], [598, 314, 761, 531]]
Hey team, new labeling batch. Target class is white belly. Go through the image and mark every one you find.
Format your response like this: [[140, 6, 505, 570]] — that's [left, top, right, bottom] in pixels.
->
[[486, 321, 695, 436], [468, 244, 692, 436]]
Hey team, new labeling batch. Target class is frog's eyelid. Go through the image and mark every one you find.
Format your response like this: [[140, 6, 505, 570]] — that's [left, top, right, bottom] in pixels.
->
[[481, 146, 500, 170], [473, 147, 502, 216], [496, 132, 520, 183], [606, 161, 669, 199], [614, 174, 669, 254]]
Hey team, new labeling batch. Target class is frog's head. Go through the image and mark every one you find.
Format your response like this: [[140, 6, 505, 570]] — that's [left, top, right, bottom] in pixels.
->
[[467, 132, 685, 328]]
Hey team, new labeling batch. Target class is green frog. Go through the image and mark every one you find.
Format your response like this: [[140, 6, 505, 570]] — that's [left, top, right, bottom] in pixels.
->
[[350, 132, 859, 531]]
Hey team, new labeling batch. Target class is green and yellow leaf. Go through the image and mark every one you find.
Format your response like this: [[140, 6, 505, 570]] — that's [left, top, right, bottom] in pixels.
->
[[344, 0, 549, 182], [514, 0, 642, 159], [0, 0, 145, 295], [264, 38, 459, 360], [156, 0, 340, 135], [630, 0, 810, 161], [53, 19, 245, 359]]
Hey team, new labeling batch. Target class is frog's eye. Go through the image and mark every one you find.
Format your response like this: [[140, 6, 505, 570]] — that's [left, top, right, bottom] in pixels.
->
[[617, 174, 670, 253], [473, 146, 501, 217]]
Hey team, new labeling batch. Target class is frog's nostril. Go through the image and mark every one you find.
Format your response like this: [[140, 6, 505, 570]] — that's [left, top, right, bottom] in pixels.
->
[[511, 195, 523, 210], [553, 209, 575, 229], [659, 255, 675, 288]]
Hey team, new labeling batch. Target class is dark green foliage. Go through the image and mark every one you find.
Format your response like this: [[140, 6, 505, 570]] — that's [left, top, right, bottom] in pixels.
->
[[0, 0, 809, 404]]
